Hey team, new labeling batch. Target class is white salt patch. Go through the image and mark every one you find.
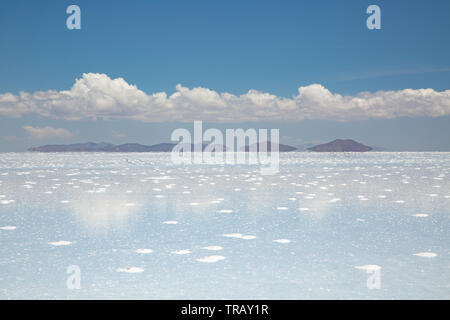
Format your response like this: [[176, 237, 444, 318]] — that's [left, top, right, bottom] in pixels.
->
[[273, 239, 291, 244], [356, 218, 365, 222], [329, 198, 341, 203], [277, 207, 289, 210], [0, 226, 16, 230], [413, 252, 437, 258], [395, 200, 405, 204], [66, 172, 80, 176], [1, 200, 15, 204], [172, 249, 191, 255], [412, 214, 429, 218], [298, 208, 309, 211], [163, 220, 178, 225], [135, 249, 153, 254], [288, 198, 297, 201], [218, 210, 233, 213], [222, 233, 256, 240], [48, 241, 72, 246], [202, 246, 223, 251], [154, 195, 165, 198], [116, 267, 144, 273], [189, 202, 200, 206], [125, 203, 136, 207], [196, 255, 226, 263], [222, 233, 243, 238], [60, 200, 69, 204], [355, 265, 381, 271]]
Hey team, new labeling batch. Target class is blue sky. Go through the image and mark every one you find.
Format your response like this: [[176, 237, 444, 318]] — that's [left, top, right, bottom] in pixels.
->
[[1, 0, 450, 151]]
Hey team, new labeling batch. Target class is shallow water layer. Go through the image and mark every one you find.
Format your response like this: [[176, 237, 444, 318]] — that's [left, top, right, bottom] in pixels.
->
[[0, 152, 449, 299]]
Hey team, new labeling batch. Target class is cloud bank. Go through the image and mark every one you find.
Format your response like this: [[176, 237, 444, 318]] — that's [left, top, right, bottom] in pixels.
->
[[1, 73, 449, 122], [23, 126, 73, 140]]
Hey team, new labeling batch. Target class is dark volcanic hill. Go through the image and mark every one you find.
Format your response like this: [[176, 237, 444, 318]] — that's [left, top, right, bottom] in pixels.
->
[[307, 139, 372, 152]]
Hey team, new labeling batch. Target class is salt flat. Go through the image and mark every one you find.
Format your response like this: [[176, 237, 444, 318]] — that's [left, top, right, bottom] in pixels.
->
[[0, 152, 449, 299]]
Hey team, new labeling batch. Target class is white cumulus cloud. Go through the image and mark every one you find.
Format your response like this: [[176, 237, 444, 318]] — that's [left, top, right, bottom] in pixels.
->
[[0, 73, 449, 122], [23, 126, 73, 140]]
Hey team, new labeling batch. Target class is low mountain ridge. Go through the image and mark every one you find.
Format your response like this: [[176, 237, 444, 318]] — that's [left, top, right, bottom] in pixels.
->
[[28, 141, 297, 152], [28, 142, 176, 152]]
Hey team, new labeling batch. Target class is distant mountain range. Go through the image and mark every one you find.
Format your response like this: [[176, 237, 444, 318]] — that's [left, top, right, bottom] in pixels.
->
[[294, 143, 318, 151], [307, 139, 373, 152], [242, 142, 297, 152], [28, 142, 298, 152], [28, 142, 175, 152], [28, 139, 375, 153]]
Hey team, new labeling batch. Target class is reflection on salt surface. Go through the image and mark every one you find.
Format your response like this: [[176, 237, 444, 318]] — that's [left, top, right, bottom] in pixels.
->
[[0, 152, 449, 299], [68, 194, 143, 230]]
